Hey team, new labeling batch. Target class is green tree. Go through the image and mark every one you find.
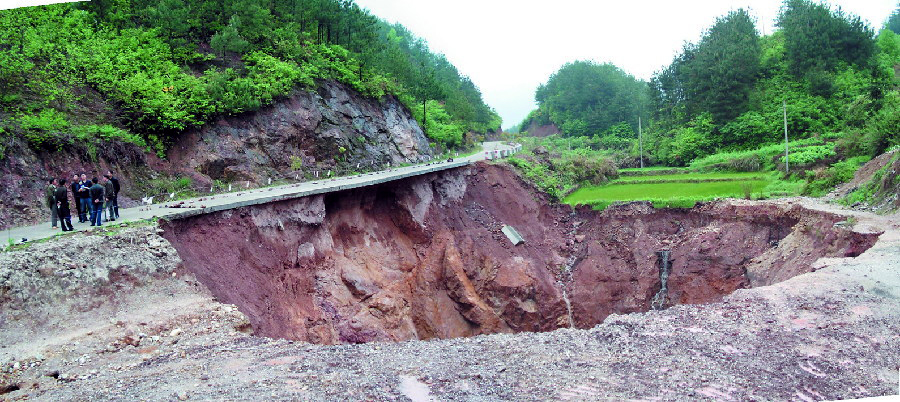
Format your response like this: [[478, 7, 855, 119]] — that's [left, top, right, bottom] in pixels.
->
[[777, 0, 875, 77], [649, 44, 692, 123], [535, 61, 648, 137], [225, 0, 275, 45], [144, 0, 193, 40], [0, 0, 500, 152], [682, 9, 760, 123], [887, 6, 900, 34], [210, 17, 250, 56]]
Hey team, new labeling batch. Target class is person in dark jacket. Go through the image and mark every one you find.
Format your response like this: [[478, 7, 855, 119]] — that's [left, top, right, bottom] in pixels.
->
[[70, 174, 83, 222], [102, 176, 116, 221], [46, 178, 58, 229], [77, 174, 92, 223], [55, 179, 73, 231], [106, 170, 120, 219], [89, 177, 105, 226]]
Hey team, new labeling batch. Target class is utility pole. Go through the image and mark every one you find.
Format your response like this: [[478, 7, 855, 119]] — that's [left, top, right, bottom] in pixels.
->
[[638, 116, 644, 169], [783, 100, 789, 174]]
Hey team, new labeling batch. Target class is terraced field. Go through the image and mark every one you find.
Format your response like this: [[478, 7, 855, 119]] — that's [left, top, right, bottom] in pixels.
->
[[564, 169, 778, 209]]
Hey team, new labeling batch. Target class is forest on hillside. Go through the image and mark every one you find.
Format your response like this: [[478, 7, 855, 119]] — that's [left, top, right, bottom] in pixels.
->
[[0, 0, 501, 157], [519, 0, 900, 168]]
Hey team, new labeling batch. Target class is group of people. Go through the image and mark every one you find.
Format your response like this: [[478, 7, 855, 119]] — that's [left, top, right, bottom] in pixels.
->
[[45, 171, 121, 231]]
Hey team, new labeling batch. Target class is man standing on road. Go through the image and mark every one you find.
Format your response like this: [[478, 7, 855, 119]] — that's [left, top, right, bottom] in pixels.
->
[[89, 177, 105, 226], [70, 174, 83, 223], [103, 175, 116, 222], [55, 178, 73, 231], [105, 170, 120, 219], [45, 178, 58, 229], [78, 174, 92, 223]]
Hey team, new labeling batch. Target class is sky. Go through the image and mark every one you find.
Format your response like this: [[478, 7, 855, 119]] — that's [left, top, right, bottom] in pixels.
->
[[354, 0, 898, 129], [0, 0, 81, 10]]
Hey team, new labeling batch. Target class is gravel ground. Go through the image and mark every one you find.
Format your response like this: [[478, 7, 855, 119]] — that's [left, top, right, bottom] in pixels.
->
[[1, 200, 898, 401]]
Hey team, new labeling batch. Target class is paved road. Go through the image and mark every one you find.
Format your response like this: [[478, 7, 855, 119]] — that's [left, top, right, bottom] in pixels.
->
[[4, 142, 521, 245]]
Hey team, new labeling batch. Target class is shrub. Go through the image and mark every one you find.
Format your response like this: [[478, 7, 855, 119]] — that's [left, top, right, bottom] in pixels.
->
[[782, 144, 837, 167], [17, 108, 69, 145], [412, 100, 465, 148], [506, 134, 618, 199], [140, 176, 196, 200], [802, 155, 870, 196], [689, 136, 828, 171]]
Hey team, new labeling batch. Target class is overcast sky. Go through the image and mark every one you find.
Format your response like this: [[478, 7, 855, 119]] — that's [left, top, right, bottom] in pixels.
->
[[354, 0, 897, 129]]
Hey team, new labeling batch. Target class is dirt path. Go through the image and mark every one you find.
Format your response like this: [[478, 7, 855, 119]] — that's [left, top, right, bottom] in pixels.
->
[[1, 198, 898, 400]]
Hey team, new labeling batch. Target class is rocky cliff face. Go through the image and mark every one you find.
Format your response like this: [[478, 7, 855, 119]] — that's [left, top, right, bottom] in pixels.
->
[[160, 163, 880, 344], [0, 81, 432, 230], [166, 81, 433, 187], [522, 122, 560, 138]]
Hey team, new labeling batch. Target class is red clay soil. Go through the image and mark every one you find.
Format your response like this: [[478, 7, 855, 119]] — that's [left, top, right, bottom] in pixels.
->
[[160, 164, 573, 343], [568, 201, 879, 328], [160, 163, 880, 344]]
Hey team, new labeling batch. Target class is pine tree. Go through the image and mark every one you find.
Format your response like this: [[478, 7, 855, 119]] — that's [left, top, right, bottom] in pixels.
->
[[683, 9, 760, 123], [210, 17, 250, 56]]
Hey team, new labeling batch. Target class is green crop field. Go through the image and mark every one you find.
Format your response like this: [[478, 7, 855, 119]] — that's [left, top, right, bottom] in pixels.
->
[[564, 170, 775, 209]]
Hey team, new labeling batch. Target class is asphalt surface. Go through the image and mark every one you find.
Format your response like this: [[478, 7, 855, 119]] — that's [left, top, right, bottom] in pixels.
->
[[4, 141, 519, 245]]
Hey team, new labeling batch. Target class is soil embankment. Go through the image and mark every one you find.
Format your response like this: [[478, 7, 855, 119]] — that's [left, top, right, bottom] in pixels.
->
[[160, 163, 880, 343]]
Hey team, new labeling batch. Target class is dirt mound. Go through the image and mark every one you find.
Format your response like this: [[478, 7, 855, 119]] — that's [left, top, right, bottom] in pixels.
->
[[871, 153, 900, 210], [829, 150, 896, 200], [160, 163, 880, 343]]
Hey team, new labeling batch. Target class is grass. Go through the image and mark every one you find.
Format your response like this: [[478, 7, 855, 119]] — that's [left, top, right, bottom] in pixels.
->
[[612, 172, 767, 183], [565, 179, 771, 205], [563, 169, 780, 210]]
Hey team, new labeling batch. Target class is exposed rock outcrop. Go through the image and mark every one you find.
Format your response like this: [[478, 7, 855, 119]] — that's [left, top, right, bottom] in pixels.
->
[[167, 81, 433, 186], [522, 122, 560, 137]]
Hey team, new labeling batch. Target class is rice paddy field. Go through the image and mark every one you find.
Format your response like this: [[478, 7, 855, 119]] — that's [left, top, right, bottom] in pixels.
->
[[563, 169, 788, 209]]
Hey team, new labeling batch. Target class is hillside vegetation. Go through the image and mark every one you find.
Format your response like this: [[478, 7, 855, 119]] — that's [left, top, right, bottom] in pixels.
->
[[516, 0, 899, 205], [0, 0, 500, 157]]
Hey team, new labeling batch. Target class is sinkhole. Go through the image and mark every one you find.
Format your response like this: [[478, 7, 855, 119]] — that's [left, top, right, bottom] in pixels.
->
[[160, 169, 880, 345]]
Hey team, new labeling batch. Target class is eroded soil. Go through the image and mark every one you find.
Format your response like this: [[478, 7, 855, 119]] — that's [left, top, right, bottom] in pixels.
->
[[158, 164, 878, 343], [1, 164, 897, 400]]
